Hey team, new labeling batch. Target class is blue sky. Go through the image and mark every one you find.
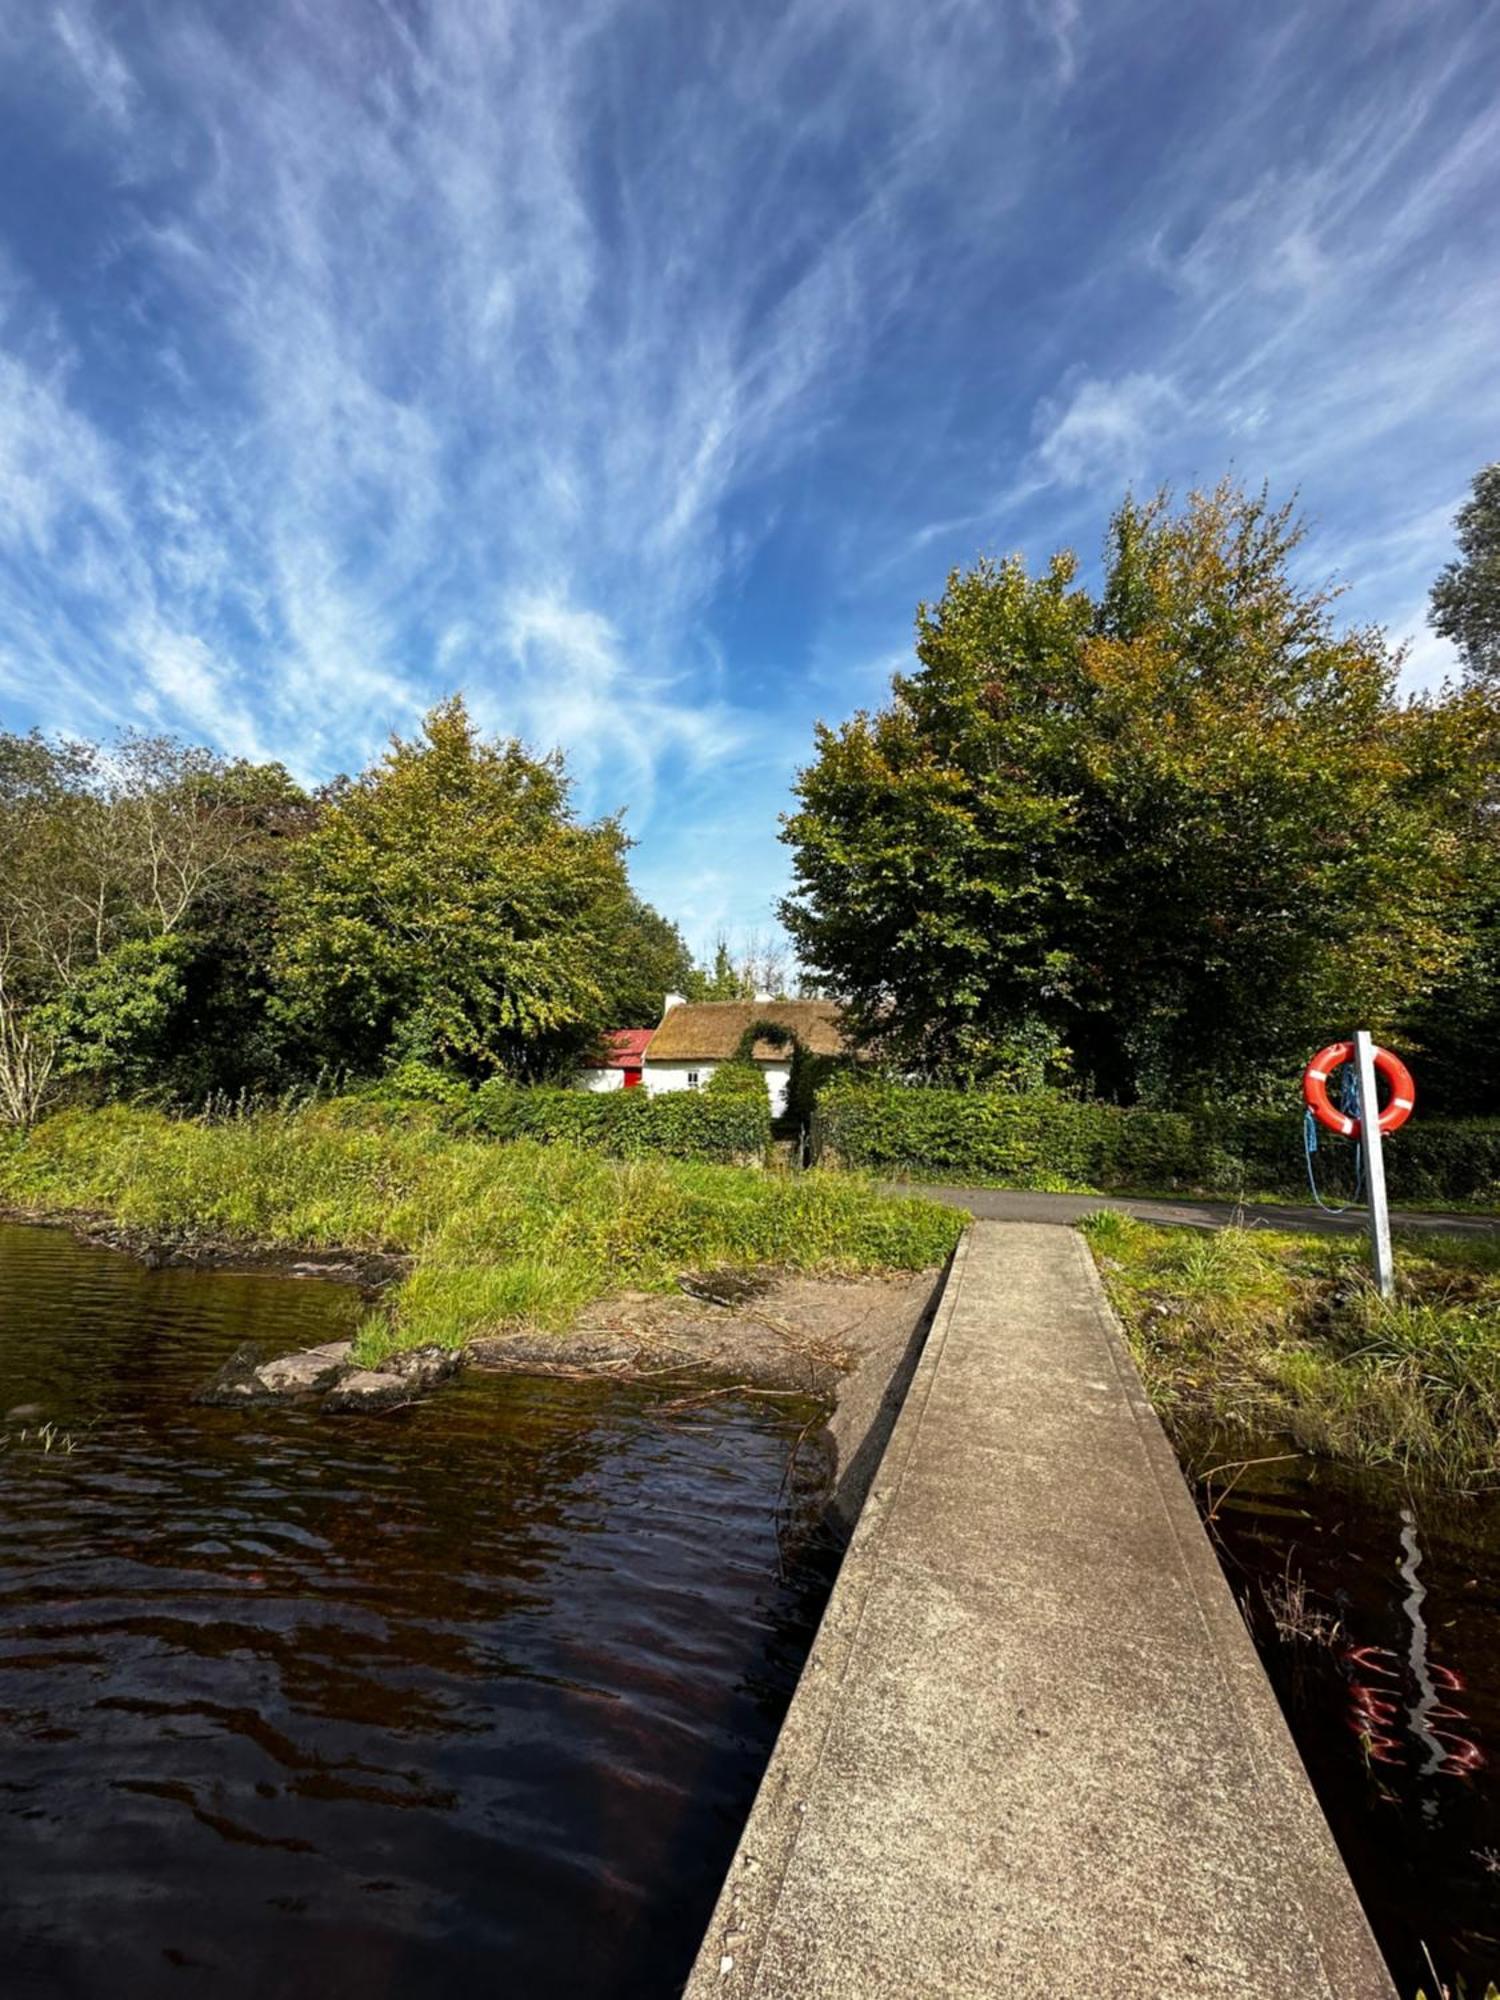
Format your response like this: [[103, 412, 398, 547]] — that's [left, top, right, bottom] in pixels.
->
[[1, 1, 1497, 953]]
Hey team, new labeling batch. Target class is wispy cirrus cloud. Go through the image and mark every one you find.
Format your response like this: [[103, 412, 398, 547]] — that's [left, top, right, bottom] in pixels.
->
[[1031, 373, 1184, 491], [51, 0, 137, 125], [0, 0, 1495, 946], [1, 2, 1043, 829]]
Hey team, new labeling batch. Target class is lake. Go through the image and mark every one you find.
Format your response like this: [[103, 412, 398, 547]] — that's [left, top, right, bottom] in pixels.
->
[[0, 1220, 831, 1999], [1184, 1428, 1500, 1997]]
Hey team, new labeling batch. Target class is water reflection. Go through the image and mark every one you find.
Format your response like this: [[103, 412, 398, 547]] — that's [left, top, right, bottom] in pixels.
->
[[1191, 1433, 1500, 1995], [0, 1223, 830, 1999]]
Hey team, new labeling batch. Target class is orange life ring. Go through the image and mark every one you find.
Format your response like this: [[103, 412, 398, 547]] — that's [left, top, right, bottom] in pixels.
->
[[1302, 1042, 1415, 1140]]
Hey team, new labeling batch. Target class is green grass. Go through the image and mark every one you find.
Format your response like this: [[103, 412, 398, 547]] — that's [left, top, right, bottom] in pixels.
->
[[0, 1105, 963, 1364], [1082, 1209, 1500, 1487]]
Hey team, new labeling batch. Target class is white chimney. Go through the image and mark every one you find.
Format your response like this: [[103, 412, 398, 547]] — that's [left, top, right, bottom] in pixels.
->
[[663, 992, 686, 1014]]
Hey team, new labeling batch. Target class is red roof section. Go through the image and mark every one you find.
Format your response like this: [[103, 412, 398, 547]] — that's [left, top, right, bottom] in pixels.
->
[[597, 1028, 652, 1068]]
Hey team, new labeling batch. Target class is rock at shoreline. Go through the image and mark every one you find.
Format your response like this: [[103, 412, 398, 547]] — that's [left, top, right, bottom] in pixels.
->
[[256, 1341, 355, 1395], [196, 1343, 271, 1405], [197, 1339, 353, 1405], [197, 1338, 459, 1412], [323, 1346, 462, 1414]]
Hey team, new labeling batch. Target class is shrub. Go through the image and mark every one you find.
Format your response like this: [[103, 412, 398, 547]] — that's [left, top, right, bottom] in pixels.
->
[[813, 1078, 1500, 1205], [369, 1059, 473, 1107], [812, 1080, 1120, 1190], [459, 1078, 769, 1164], [704, 1061, 767, 1099]]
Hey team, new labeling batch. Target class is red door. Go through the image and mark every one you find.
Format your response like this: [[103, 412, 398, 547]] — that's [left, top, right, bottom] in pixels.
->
[[622, 1067, 642, 1088]]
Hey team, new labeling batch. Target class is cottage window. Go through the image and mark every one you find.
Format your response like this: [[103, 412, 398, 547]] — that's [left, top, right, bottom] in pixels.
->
[[686, 1070, 700, 1090]]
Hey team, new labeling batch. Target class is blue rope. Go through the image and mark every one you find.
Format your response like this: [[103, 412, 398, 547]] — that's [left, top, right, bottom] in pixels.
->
[[1302, 1064, 1365, 1214]]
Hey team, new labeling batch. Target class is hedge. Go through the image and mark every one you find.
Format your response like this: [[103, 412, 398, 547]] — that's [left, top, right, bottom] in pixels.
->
[[456, 1078, 770, 1164], [812, 1079, 1500, 1205]]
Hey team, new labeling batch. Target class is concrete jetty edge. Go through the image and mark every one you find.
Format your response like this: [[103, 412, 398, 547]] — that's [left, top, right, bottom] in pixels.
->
[[684, 1220, 1395, 1999]]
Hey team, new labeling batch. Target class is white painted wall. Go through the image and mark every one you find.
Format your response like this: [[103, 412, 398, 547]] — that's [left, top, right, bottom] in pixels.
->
[[643, 1060, 716, 1098], [642, 1060, 792, 1117], [761, 1063, 791, 1118], [575, 1067, 626, 1092]]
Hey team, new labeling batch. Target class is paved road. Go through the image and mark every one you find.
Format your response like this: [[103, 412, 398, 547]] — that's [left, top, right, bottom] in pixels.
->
[[886, 1182, 1500, 1237]]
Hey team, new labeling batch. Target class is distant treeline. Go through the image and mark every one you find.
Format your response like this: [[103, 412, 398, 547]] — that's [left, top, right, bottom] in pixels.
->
[[6, 470, 1500, 1128], [0, 697, 709, 1122]]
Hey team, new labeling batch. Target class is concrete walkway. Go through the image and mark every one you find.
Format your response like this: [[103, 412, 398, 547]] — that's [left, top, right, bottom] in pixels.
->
[[686, 1222, 1393, 1999], [894, 1181, 1499, 1237]]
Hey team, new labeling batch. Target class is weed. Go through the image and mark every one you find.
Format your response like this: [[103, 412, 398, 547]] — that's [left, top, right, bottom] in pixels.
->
[[3, 1419, 79, 1455], [1081, 1212, 1500, 1487], [1261, 1563, 1342, 1649]]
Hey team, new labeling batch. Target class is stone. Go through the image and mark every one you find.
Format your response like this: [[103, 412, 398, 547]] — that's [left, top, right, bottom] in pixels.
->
[[253, 1340, 355, 1396], [322, 1345, 462, 1415], [195, 1343, 271, 1405], [196, 1339, 355, 1405]]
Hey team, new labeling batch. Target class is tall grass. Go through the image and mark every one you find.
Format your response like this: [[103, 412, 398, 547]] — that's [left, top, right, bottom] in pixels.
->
[[0, 1105, 963, 1362], [1082, 1209, 1500, 1487]]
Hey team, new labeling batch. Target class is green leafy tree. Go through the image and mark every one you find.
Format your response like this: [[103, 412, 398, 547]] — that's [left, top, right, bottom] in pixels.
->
[[1431, 462, 1500, 684], [783, 484, 1479, 1103], [781, 539, 1093, 1088], [154, 760, 319, 1100], [1396, 678, 1500, 1112], [601, 895, 694, 1024], [0, 732, 102, 1119], [272, 697, 644, 1081], [0, 730, 292, 1117], [685, 935, 754, 1001], [38, 936, 189, 1092]]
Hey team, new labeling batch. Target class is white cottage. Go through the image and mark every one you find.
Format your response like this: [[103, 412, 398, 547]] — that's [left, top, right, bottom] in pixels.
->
[[640, 997, 850, 1118], [574, 1027, 653, 1092]]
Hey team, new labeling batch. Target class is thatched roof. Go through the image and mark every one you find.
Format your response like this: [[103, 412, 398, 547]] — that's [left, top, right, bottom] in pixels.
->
[[644, 999, 850, 1063]]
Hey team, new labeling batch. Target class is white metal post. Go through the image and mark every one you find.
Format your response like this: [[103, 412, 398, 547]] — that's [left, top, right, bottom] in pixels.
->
[[1354, 1030, 1395, 1300]]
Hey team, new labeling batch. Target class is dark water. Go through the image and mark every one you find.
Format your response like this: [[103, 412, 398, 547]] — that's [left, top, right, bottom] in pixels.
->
[[1186, 1435, 1500, 1997], [0, 1222, 833, 2000]]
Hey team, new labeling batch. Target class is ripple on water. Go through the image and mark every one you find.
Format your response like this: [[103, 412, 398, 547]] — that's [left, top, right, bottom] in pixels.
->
[[0, 1222, 831, 2000]]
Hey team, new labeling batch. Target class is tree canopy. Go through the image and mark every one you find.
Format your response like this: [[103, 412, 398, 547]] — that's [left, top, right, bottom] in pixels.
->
[[0, 699, 691, 1117], [0, 730, 303, 1117], [273, 697, 660, 1081], [782, 484, 1490, 1103], [1431, 462, 1500, 685]]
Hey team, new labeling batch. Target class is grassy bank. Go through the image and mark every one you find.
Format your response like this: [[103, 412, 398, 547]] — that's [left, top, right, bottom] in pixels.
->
[[1083, 1211, 1500, 1487], [0, 1105, 964, 1363]]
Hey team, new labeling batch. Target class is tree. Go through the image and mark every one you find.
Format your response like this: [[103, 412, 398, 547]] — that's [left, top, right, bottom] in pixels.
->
[[781, 539, 1094, 1089], [684, 928, 793, 1002], [685, 935, 752, 1002], [0, 732, 99, 1120], [1431, 463, 1500, 684], [1396, 679, 1500, 1112], [272, 696, 647, 1081], [37, 936, 189, 1095], [599, 895, 694, 1024], [0, 730, 294, 1117], [148, 760, 319, 1100], [782, 484, 1480, 1103]]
